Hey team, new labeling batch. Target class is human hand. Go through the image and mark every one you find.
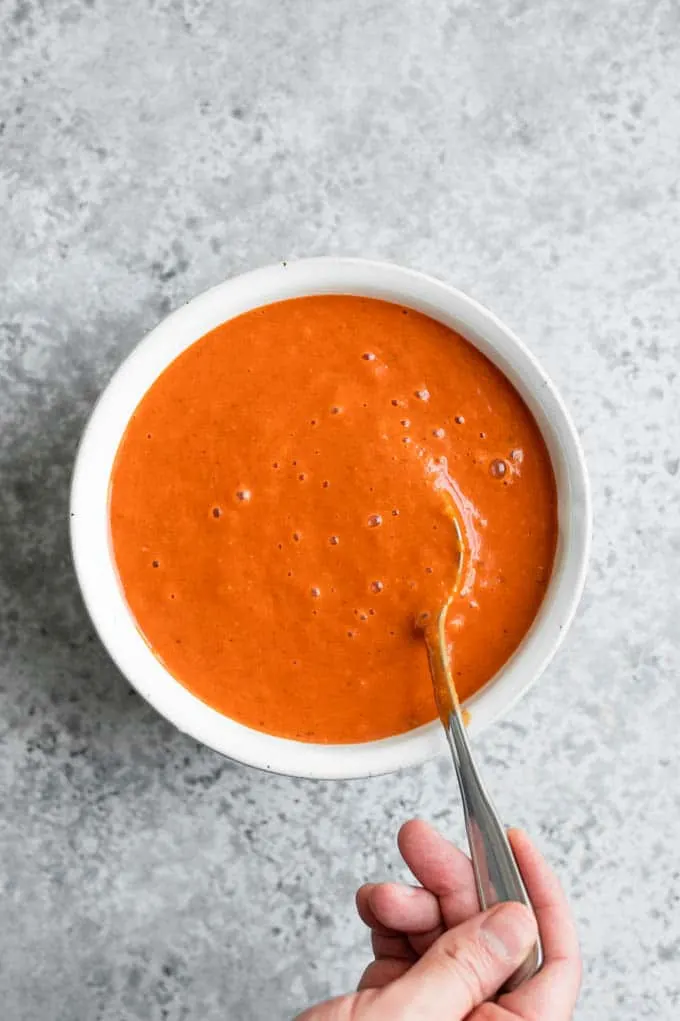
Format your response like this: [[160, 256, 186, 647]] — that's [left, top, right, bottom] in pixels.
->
[[296, 821, 580, 1020]]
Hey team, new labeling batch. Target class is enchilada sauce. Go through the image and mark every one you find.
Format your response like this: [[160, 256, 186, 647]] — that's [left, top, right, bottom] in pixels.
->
[[109, 296, 557, 743]]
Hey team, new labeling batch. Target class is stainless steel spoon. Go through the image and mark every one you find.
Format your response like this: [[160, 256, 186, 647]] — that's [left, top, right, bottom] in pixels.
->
[[423, 600, 543, 992]]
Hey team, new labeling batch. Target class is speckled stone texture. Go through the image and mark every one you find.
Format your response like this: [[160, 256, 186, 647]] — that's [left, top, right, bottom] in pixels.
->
[[1, 1, 679, 1019]]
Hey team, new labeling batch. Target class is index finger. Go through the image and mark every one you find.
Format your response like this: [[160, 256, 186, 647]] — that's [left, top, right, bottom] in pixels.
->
[[498, 829, 581, 1019], [398, 819, 479, 928]]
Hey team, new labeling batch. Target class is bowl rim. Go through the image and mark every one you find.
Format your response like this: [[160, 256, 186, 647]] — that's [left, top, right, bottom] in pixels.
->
[[70, 256, 591, 779]]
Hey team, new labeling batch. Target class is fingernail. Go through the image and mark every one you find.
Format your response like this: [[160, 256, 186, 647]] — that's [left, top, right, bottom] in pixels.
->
[[480, 903, 536, 961]]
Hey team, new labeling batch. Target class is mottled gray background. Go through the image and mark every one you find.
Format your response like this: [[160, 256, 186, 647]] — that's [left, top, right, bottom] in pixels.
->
[[1, 1, 679, 1019]]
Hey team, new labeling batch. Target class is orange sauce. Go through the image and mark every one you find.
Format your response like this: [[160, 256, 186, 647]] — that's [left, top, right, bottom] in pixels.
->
[[109, 297, 557, 743]]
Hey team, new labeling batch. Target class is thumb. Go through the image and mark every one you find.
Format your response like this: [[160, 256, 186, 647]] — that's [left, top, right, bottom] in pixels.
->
[[381, 901, 537, 1018]]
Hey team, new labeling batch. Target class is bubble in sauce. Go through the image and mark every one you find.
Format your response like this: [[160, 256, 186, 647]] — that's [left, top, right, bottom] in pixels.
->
[[455, 415, 465, 425], [415, 389, 430, 402], [432, 427, 445, 438], [367, 514, 382, 528], [311, 587, 321, 598], [362, 352, 376, 361], [489, 459, 507, 479], [212, 507, 222, 518], [329, 535, 340, 546], [400, 419, 410, 428], [236, 489, 251, 502], [510, 448, 524, 463], [370, 580, 384, 594]]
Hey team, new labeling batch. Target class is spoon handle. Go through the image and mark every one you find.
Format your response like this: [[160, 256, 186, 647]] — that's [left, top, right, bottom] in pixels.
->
[[444, 709, 543, 991]]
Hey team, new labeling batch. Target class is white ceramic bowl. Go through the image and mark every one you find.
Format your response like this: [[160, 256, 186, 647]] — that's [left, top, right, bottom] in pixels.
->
[[70, 258, 590, 779]]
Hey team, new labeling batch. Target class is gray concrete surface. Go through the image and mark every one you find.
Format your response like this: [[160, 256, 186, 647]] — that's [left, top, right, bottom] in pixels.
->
[[2, 1, 679, 1018]]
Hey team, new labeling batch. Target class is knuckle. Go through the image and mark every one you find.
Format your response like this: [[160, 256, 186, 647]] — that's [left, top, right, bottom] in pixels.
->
[[437, 936, 495, 1006]]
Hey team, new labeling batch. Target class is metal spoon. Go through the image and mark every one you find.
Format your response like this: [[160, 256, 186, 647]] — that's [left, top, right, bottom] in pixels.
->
[[423, 599, 543, 992]]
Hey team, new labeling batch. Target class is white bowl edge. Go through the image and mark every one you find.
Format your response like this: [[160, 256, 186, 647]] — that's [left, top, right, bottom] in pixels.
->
[[70, 257, 592, 780]]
